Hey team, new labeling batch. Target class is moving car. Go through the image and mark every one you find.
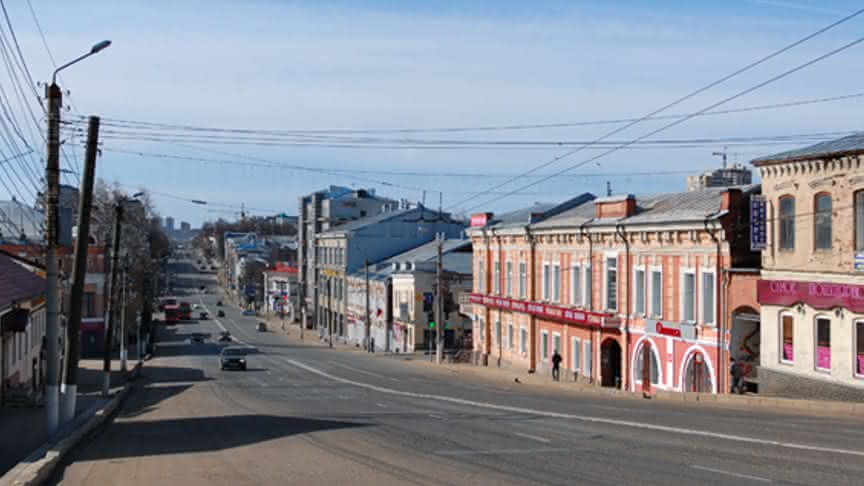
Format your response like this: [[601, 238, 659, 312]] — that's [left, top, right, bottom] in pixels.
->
[[190, 333, 205, 344], [218, 331, 232, 343], [256, 322, 267, 332], [217, 310, 225, 317], [242, 309, 256, 316], [199, 311, 209, 320], [220, 347, 247, 370]]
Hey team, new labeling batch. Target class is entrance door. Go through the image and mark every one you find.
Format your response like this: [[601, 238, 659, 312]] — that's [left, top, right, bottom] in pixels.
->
[[641, 342, 652, 393], [684, 351, 713, 392], [601, 339, 622, 388]]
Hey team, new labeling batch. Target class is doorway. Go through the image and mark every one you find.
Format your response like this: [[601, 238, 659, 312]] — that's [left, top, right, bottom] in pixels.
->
[[601, 338, 622, 388], [730, 308, 760, 392], [684, 351, 713, 393]]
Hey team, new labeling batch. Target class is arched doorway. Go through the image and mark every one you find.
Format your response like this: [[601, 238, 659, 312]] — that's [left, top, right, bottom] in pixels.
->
[[683, 351, 713, 393], [601, 339, 622, 388], [634, 339, 661, 392]]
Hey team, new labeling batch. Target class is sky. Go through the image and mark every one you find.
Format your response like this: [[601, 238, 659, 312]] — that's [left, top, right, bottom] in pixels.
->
[[2, 0, 863, 226]]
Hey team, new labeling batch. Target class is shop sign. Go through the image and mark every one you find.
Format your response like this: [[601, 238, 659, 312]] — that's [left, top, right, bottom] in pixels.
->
[[469, 293, 605, 327], [855, 253, 864, 272], [646, 320, 697, 341], [757, 279, 864, 313], [750, 195, 767, 251]]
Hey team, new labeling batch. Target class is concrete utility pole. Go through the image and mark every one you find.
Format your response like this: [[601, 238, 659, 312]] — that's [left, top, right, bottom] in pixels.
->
[[435, 233, 444, 364], [60, 116, 99, 424], [120, 256, 129, 373], [328, 278, 334, 348], [102, 203, 123, 396], [365, 258, 371, 352], [43, 81, 62, 433]]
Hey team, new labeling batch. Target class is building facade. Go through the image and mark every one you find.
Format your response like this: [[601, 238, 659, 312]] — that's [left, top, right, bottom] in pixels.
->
[[469, 187, 760, 394], [753, 134, 864, 400], [263, 262, 298, 320]]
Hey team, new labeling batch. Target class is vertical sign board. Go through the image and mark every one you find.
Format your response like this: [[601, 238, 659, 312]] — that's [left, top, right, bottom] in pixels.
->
[[855, 253, 864, 272], [750, 195, 767, 251]]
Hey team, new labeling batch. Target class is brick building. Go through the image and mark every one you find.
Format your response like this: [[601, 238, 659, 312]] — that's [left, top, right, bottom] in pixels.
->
[[469, 186, 761, 394], [753, 134, 864, 400]]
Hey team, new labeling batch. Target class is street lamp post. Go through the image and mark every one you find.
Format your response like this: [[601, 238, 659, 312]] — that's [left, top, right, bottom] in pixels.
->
[[47, 40, 111, 433]]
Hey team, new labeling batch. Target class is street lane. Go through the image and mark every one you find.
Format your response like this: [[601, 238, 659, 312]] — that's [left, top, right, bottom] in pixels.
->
[[50, 261, 864, 485]]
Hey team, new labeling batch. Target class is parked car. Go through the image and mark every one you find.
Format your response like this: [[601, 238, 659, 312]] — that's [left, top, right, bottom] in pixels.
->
[[217, 310, 225, 317], [242, 309, 256, 316], [256, 322, 267, 332], [218, 331, 232, 343], [220, 347, 247, 370]]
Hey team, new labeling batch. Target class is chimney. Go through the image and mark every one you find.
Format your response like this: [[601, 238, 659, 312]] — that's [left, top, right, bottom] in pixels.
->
[[721, 188, 743, 211], [470, 212, 493, 227], [594, 194, 636, 219]]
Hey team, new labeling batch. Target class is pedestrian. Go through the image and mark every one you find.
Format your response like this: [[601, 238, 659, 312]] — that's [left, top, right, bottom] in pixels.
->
[[370, 337, 375, 353], [730, 357, 743, 394], [551, 350, 563, 381]]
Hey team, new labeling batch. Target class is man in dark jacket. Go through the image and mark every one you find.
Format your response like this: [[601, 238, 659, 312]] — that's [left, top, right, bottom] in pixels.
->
[[551, 350, 563, 381]]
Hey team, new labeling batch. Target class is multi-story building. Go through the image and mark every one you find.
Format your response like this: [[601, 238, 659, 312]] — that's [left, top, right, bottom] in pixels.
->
[[346, 257, 398, 352], [315, 206, 464, 343], [469, 186, 761, 394], [0, 251, 46, 404], [753, 134, 864, 400], [297, 186, 396, 331], [263, 262, 298, 319], [687, 164, 753, 192]]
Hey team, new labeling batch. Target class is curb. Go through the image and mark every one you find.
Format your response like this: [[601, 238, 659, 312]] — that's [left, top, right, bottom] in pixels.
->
[[0, 363, 140, 486]]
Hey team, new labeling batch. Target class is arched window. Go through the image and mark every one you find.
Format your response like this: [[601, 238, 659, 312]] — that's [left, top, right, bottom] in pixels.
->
[[634, 341, 660, 385], [778, 195, 795, 250]]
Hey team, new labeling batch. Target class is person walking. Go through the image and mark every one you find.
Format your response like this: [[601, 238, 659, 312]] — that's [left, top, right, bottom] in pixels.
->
[[730, 357, 743, 394], [551, 350, 563, 381]]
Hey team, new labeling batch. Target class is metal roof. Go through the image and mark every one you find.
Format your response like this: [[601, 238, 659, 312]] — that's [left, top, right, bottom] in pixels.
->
[[532, 199, 596, 229], [602, 185, 759, 226], [0, 252, 45, 309], [320, 206, 456, 236], [752, 132, 864, 165], [349, 238, 472, 279]]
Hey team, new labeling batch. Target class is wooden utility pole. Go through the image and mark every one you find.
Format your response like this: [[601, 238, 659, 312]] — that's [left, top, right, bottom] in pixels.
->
[[102, 203, 123, 396], [44, 81, 62, 432], [61, 116, 99, 424]]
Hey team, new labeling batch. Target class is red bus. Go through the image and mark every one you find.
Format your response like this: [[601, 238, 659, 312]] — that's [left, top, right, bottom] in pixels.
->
[[179, 301, 192, 321], [161, 297, 180, 324]]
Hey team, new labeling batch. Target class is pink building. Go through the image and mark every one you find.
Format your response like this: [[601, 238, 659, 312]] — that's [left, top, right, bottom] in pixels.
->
[[468, 186, 761, 394]]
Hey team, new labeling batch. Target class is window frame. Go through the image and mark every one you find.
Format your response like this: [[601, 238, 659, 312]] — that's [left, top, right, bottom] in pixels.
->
[[478, 260, 485, 293], [520, 326, 528, 355], [633, 265, 646, 316], [552, 264, 561, 303], [518, 262, 527, 299], [505, 261, 513, 297], [571, 336, 581, 371], [780, 312, 795, 365], [584, 264, 593, 310], [604, 255, 618, 312], [508, 323, 514, 350], [700, 269, 716, 326], [813, 192, 832, 251], [552, 332, 561, 355], [649, 266, 663, 319], [680, 268, 696, 323], [583, 340, 592, 378], [542, 263, 550, 301], [493, 260, 501, 295], [814, 315, 831, 372], [540, 330, 549, 361], [571, 262, 582, 306]]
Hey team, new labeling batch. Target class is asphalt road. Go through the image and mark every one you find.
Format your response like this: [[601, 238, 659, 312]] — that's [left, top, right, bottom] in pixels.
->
[[50, 260, 864, 485]]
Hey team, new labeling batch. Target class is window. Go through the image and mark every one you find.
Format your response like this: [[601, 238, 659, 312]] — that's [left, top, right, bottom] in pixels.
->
[[571, 264, 582, 306], [781, 313, 794, 363], [518, 262, 527, 298], [779, 196, 795, 250], [541, 331, 549, 360], [584, 265, 592, 310], [634, 343, 660, 385], [542, 264, 550, 301], [553, 333, 561, 354], [478, 317, 484, 342], [682, 272, 695, 322], [495, 321, 502, 348], [814, 193, 832, 250], [605, 257, 618, 311], [571, 337, 581, 371], [701, 271, 715, 325], [856, 191, 864, 252], [634, 268, 645, 315], [505, 262, 513, 296], [508, 324, 514, 350], [815, 317, 831, 371], [520, 327, 527, 354], [493, 261, 501, 294], [856, 321, 864, 376], [584, 341, 592, 377], [650, 270, 662, 318], [84, 293, 96, 317], [478, 261, 485, 293], [552, 265, 561, 303]]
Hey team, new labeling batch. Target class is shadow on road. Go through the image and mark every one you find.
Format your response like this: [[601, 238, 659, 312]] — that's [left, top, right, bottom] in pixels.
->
[[67, 415, 370, 461]]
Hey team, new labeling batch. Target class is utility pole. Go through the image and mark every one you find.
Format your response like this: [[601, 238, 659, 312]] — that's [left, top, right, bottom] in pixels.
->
[[43, 80, 62, 433], [120, 256, 129, 373], [328, 278, 333, 348], [60, 116, 99, 424], [365, 258, 371, 353], [435, 233, 444, 364], [102, 203, 123, 396]]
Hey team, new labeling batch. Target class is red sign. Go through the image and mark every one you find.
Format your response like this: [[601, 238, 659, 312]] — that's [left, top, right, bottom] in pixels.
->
[[758, 279, 864, 313], [654, 322, 681, 338], [469, 293, 606, 328], [470, 213, 492, 227]]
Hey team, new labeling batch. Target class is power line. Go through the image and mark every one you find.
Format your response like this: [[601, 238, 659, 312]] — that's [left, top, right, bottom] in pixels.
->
[[449, 6, 864, 211], [461, 37, 864, 213]]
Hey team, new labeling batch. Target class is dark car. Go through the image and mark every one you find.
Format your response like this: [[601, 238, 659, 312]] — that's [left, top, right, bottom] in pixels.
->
[[216, 301, 223, 306], [199, 311, 209, 320], [217, 310, 225, 317], [220, 347, 247, 370], [218, 331, 232, 343], [190, 333, 205, 344]]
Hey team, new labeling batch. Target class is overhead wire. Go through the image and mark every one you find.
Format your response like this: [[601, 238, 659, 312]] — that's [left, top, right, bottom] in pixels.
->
[[448, 6, 864, 211]]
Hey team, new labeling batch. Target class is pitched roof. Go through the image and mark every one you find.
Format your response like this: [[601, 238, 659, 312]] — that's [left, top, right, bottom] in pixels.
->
[[597, 185, 759, 226], [532, 199, 596, 229], [349, 239, 472, 279], [0, 252, 45, 309], [752, 132, 864, 165], [320, 206, 457, 236]]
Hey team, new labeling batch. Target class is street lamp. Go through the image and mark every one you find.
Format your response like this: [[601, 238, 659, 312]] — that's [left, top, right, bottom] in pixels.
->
[[49, 40, 112, 433]]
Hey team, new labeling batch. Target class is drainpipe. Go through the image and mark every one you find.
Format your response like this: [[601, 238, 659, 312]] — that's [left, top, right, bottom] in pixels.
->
[[579, 220, 594, 382], [615, 223, 630, 391], [525, 225, 537, 373], [705, 217, 724, 394]]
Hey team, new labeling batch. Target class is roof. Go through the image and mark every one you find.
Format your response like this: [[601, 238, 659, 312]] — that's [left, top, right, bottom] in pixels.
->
[[0, 252, 45, 309], [752, 132, 864, 165], [595, 185, 759, 226], [348, 238, 472, 279], [532, 199, 596, 229], [320, 206, 457, 236], [483, 193, 596, 230]]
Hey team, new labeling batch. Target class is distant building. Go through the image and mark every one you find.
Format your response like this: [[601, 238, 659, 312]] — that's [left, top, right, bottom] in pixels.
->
[[687, 164, 752, 191], [180, 221, 191, 232], [165, 217, 175, 232]]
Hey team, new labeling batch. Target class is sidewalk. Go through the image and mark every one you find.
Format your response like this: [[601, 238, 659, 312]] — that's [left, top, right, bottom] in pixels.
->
[[0, 358, 130, 476]]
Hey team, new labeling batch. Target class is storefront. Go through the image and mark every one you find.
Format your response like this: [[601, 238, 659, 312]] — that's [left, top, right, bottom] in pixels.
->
[[630, 320, 719, 394]]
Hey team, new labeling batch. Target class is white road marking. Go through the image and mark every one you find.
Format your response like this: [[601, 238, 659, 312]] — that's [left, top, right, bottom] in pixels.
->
[[327, 360, 387, 379], [286, 359, 864, 459], [376, 403, 388, 408], [428, 414, 448, 420], [514, 432, 551, 444], [436, 447, 570, 456], [690, 465, 771, 483]]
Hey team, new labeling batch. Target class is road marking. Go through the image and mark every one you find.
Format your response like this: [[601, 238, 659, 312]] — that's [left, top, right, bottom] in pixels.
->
[[376, 403, 388, 408], [436, 447, 570, 456], [514, 432, 551, 443], [286, 359, 864, 459], [428, 413, 448, 420], [690, 465, 771, 483], [327, 360, 387, 379]]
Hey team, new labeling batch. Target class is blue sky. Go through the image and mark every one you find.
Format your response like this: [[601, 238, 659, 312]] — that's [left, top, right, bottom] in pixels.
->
[[3, 0, 863, 225]]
